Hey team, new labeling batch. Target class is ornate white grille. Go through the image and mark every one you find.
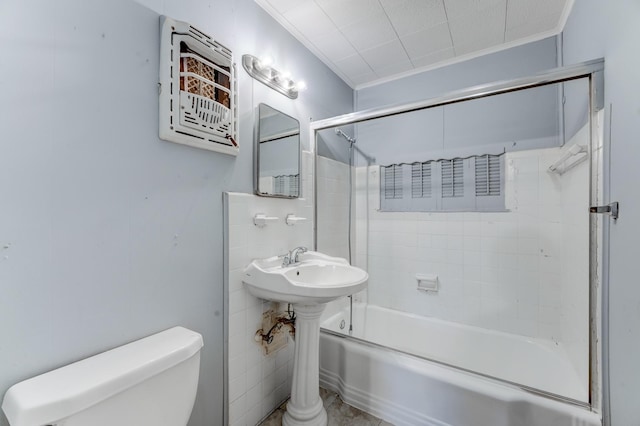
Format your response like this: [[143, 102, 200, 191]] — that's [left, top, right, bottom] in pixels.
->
[[159, 16, 238, 155]]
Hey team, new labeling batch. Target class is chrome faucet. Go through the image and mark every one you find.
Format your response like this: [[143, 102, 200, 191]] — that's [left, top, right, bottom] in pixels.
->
[[281, 246, 308, 267], [290, 246, 308, 264]]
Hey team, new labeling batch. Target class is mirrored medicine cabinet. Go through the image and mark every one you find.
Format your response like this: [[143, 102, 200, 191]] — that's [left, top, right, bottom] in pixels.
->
[[254, 103, 300, 198]]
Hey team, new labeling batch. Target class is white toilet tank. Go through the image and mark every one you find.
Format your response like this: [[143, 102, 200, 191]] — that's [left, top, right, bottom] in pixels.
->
[[2, 326, 203, 426]]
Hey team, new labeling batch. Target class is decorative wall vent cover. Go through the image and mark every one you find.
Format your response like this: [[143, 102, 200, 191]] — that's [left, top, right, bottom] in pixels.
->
[[159, 16, 238, 155]]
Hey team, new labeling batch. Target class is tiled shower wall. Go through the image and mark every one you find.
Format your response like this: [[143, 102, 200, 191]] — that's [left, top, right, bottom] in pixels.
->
[[354, 146, 590, 343], [225, 154, 313, 426], [316, 156, 353, 319], [316, 156, 351, 260]]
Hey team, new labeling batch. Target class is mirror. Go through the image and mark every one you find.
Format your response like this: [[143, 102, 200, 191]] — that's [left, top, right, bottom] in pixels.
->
[[255, 103, 300, 198]]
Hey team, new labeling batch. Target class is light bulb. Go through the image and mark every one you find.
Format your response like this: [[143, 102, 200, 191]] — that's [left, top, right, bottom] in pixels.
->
[[257, 56, 273, 70]]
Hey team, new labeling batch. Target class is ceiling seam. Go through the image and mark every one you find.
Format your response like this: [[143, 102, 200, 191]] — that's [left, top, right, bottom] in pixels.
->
[[441, 0, 456, 56], [504, 0, 509, 42], [376, 0, 413, 72], [312, 0, 375, 82]]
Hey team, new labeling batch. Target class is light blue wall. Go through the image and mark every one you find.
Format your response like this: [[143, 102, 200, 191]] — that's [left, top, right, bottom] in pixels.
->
[[356, 37, 559, 110], [0, 1, 352, 425], [354, 38, 561, 167], [562, 1, 640, 425], [355, 84, 562, 167]]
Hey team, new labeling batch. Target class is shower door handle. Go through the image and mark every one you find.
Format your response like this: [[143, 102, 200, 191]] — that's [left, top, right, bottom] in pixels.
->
[[590, 202, 619, 220]]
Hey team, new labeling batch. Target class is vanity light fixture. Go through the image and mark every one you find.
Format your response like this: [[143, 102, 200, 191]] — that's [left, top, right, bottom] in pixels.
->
[[242, 54, 304, 99]]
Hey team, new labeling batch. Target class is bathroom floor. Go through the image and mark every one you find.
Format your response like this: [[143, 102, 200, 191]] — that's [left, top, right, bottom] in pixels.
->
[[259, 388, 393, 426]]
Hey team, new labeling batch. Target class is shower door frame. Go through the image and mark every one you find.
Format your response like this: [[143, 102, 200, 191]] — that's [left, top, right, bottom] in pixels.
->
[[310, 59, 607, 417]]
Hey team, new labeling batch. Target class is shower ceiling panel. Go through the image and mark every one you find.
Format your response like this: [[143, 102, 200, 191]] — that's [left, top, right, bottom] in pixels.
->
[[255, 0, 574, 89]]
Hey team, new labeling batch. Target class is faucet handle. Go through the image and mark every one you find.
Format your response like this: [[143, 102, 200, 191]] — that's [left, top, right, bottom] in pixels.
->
[[279, 252, 292, 267]]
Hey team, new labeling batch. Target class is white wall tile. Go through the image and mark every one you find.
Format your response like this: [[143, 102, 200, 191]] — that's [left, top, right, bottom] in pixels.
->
[[229, 290, 247, 315], [447, 249, 465, 266], [350, 147, 587, 343], [229, 247, 250, 271], [463, 264, 482, 281], [462, 250, 480, 266], [481, 221, 499, 237], [517, 237, 539, 254], [446, 235, 464, 250], [315, 143, 588, 390], [246, 403, 263, 426], [498, 237, 518, 253], [226, 192, 310, 425], [229, 224, 249, 249], [229, 394, 246, 425], [446, 221, 464, 236], [229, 372, 246, 403], [230, 311, 246, 340], [463, 236, 481, 251], [229, 269, 245, 293], [517, 254, 539, 272], [228, 332, 244, 360], [246, 383, 262, 411], [246, 363, 262, 390], [231, 416, 247, 426]]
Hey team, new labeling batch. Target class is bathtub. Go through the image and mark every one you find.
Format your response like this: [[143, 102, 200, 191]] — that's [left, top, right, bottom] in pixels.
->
[[319, 303, 600, 426]]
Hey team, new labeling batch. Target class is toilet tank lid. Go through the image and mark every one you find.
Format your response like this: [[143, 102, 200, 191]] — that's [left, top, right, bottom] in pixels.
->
[[2, 326, 203, 426]]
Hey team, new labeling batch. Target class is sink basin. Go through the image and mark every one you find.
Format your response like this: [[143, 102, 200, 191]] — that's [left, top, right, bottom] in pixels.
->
[[242, 251, 368, 304]]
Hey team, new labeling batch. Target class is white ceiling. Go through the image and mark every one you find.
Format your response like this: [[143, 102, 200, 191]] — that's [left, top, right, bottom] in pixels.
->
[[255, 0, 574, 89]]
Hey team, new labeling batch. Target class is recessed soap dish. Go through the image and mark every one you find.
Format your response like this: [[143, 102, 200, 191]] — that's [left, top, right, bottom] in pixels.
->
[[416, 274, 438, 293]]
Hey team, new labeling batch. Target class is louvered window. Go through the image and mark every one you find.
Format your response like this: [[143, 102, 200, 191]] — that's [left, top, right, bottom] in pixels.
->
[[412, 162, 432, 198], [383, 165, 403, 199], [289, 174, 299, 197], [271, 174, 299, 197], [441, 159, 464, 198], [274, 176, 285, 195], [475, 155, 501, 196], [380, 154, 505, 212]]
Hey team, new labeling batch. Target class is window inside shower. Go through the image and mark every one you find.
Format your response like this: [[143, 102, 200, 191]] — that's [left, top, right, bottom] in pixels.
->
[[315, 74, 603, 406], [379, 153, 505, 212]]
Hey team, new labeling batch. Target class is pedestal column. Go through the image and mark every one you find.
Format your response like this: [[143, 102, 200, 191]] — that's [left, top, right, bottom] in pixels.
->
[[282, 303, 327, 426]]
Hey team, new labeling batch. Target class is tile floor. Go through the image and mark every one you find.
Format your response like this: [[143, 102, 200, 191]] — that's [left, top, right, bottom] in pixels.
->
[[259, 388, 393, 426]]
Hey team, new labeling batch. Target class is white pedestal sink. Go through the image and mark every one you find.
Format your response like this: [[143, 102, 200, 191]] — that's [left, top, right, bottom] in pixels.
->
[[243, 251, 368, 426]]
